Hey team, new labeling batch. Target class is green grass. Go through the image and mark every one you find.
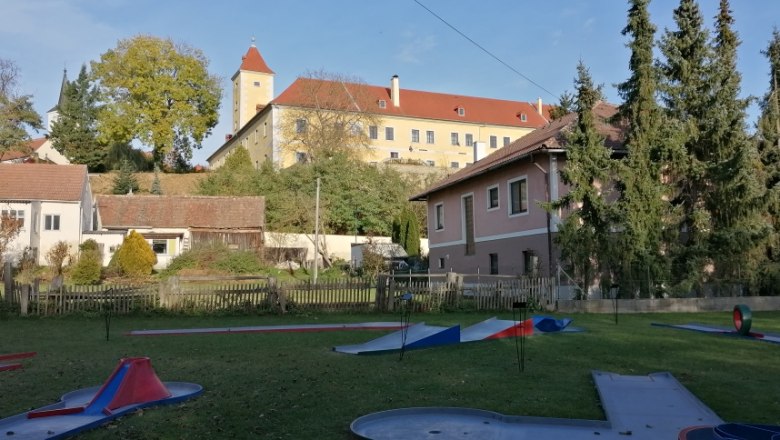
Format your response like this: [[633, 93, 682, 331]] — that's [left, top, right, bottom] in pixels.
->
[[1, 311, 779, 439]]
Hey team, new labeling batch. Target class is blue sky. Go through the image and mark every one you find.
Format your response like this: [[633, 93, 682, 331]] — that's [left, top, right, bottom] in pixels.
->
[[2, 0, 780, 166]]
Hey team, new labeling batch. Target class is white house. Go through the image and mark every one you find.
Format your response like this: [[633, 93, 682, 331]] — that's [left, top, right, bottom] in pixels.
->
[[0, 163, 93, 265]]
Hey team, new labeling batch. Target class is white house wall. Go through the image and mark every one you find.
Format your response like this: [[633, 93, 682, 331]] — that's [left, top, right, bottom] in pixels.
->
[[37, 201, 83, 265]]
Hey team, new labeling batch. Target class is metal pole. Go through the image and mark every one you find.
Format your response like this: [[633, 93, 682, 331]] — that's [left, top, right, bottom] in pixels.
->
[[313, 177, 320, 285]]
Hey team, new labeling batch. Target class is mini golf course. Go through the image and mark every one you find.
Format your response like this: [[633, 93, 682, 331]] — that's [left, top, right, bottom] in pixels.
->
[[653, 304, 780, 345], [0, 357, 201, 439], [332, 316, 581, 355]]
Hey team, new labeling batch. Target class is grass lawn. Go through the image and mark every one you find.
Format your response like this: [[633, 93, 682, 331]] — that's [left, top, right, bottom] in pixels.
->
[[1, 310, 779, 439]]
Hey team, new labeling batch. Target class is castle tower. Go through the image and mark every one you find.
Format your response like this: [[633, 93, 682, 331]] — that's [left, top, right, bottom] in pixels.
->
[[231, 38, 275, 134]]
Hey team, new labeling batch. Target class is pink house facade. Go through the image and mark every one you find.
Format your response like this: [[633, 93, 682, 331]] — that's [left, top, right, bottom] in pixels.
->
[[411, 103, 623, 277]]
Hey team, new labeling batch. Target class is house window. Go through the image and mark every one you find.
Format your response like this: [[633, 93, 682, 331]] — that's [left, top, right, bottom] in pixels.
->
[[463, 195, 474, 256], [253, 81, 261, 87], [451, 132, 459, 146], [524, 250, 538, 275], [44, 214, 60, 231], [152, 240, 168, 255], [263, 122, 268, 137], [450, 162, 459, 169], [434, 203, 444, 230], [457, 107, 465, 116], [385, 127, 394, 140], [411, 129, 420, 143], [426, 130, 435, 144], [369, 125, 378, 140], [378, 100, 387, 109], [489, 253, 499, 275], [254, 129, 259, 145], [465, 134, 474, 146], [509, 177, 528, 215], [390, 151, 399, 159], [487, 185, 499, 210], [1, 209, 24, 228], [426, 160, 435, 166], [295, 119, 307, 134], [503, 136, 511, 147], [489, 135, 497, 149], [438, 257, 445, 269], [520, 113, 528, 122], [295, 152, 307, 163]]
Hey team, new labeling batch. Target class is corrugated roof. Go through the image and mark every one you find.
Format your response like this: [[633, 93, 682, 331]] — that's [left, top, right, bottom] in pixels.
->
[[273, 77, 549, 128], [96, 195, 265, 229], [410, 102, 624, 200], [0, 163, 87, 201]]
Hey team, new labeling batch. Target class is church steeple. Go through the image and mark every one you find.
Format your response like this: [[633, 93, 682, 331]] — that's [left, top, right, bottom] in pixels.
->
[[47, 68, 68, 131], [231, 39, 275, 133]]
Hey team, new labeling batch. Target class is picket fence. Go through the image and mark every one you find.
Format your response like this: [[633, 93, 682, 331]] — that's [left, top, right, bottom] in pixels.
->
[[1, 273, 556, 317]]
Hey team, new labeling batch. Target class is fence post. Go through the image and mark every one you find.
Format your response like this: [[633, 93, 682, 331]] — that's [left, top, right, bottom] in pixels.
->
[[375, 275, 386, 312], [388, 276, 396, 312], [3, 262, 12, 304]]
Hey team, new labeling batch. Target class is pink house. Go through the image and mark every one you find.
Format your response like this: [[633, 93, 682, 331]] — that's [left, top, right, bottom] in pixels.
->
[[411, 102, 623, 276]]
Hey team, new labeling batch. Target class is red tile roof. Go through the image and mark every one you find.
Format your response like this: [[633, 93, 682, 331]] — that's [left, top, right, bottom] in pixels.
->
[[0, 138, 47, 162], [238, 45, 274, 75], [411, 102, 624, 200], [96, 195, 265, 229], [0, 163, 88, 201], [273, 77, 549, 129]]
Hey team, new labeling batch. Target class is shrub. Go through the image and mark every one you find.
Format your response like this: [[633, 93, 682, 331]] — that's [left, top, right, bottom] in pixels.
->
[[213, 250, 264, 274], [70, 240, 103, 285], [114, 230, 157, 277], [46, 241, 71, 276]]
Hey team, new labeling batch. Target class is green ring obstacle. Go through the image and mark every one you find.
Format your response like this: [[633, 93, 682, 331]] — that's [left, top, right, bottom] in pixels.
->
[[733, 304, 752, 336]]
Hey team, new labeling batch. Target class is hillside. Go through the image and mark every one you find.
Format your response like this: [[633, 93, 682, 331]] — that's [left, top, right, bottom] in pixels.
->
[[89, 172, 207, 195]]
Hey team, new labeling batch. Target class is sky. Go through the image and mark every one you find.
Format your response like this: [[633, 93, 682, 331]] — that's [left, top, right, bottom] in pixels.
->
[[3, 0, 780, 166]]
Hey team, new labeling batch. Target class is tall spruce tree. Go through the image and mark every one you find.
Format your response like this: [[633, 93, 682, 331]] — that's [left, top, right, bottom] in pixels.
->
[[554, 61, 616, 295], [49, 65, 106, 171], [658, 0, 713, 289], [704, 0, 768, 287], [614, 0, 672, 296], [757, 29, 780, 285]]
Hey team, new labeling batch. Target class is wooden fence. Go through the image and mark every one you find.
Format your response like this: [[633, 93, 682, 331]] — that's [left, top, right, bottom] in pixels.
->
[[1, 273, 556, 317]]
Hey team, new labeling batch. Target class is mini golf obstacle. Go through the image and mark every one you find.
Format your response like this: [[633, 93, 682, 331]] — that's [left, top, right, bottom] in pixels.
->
[[351, 370, 725, 439], [0, 357, 202, 439], [126, 322, 408, 336], [679, 423, 780, 439], [652, 304, 780, 345], [0, 351, 36, 372], [333, 316, 580, 355]]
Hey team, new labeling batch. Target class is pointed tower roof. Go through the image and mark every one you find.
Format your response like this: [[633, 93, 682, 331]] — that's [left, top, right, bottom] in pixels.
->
[[48, 68, 68, 113], [237, 39, 274, 75]]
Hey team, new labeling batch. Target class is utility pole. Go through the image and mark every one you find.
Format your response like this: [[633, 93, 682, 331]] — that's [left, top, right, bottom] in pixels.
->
[[313, 177, 321, 284]]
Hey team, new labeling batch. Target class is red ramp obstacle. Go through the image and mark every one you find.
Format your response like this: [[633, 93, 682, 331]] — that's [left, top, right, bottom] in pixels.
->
[[0, 351, 36, 372], [0, 357, 202, 439]]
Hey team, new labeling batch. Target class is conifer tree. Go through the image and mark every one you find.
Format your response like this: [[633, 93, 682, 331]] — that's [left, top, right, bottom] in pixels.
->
[[757, 29, 780, 282], [112, 158, 140, 195], [49, 65, 106, 171], [704, 0, 768, 285], [554, 61, 616, 294], [151, 163, 163, 195], [658, 0, 713, 288], [614, 0, 672, 295]]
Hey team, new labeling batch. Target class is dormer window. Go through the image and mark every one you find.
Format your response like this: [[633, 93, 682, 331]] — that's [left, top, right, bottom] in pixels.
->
[[378, 100, 387, 109], [457, 107, 465, 117], [519, 113, 528, 122]]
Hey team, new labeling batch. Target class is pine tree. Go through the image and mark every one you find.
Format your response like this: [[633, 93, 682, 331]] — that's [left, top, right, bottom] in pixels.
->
[[151, 163, 163, 195], [112, 159, 140, 195], [658, 0, 713, 289], [400, 208, 420, 257], [554, 61, 616, 294], [757, 29, 780, 286], [614, 0, 672, 296], [49, 65, 106, 171], [704, 0, 768, 287]]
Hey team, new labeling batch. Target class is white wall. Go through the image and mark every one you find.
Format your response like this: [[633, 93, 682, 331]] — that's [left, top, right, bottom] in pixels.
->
[[264, 232, 429, 264]]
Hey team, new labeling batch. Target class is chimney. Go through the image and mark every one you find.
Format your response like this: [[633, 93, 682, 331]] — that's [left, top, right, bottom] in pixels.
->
[[474, 141, 486, 163], [537, 97, 543, 116], [391, 75, 400, 107]]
